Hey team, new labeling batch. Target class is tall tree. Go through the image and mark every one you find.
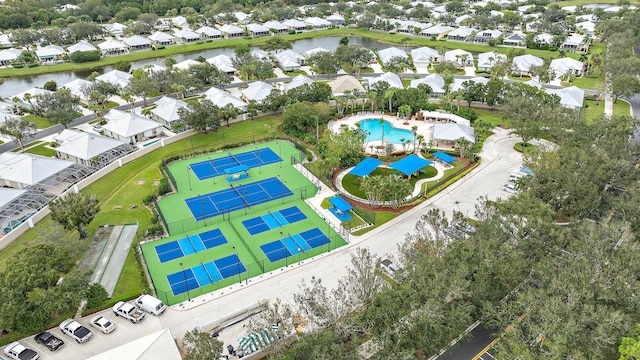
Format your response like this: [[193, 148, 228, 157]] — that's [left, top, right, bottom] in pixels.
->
[[0, 118, 37, 150], [49, 192, 101, 239], [177, 99, 221, 133], [182, 328, 223, 360]]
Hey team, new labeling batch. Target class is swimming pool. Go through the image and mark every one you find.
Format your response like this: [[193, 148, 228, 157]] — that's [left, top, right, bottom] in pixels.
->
[[358, 119, 415, 144]]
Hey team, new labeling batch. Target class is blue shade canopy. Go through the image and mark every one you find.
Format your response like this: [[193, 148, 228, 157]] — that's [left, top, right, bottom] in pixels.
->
[[328, 196, 353, 212], [348, 157, 383, 177], [433, 151, 456, 163], [388, 154, 433, 175], [224, 165, 249, 174]]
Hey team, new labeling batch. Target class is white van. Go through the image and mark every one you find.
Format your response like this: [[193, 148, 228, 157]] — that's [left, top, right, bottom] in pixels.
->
[[135, 295, 166, 316], [508, 173, 524, 183]]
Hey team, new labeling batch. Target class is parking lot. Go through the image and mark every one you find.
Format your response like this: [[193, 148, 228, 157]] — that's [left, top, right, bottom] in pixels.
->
[[4, 305, 166, 360]]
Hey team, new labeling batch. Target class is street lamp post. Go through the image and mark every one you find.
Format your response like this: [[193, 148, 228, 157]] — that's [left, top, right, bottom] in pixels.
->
[[187, 167, 192, 190], [202, 201, 206, 226], [180, 262, 191, 301]]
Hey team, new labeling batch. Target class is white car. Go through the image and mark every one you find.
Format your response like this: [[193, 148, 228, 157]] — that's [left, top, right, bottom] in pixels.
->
[[380, 259, 398, 275], [59, 319, 93, 343], [90, 315, 116, 334], [508, 173, 524, 182], [502, 183, 519, 194], [4, 342, 39, 360]]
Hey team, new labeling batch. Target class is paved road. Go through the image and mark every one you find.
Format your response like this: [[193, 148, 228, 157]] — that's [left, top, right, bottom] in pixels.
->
[[2, 126, 523, 360], [436, 325, 497, 360]]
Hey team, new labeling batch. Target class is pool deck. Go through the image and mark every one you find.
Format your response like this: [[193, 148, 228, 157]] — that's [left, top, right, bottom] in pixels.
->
[[329, 113, 436, 154]]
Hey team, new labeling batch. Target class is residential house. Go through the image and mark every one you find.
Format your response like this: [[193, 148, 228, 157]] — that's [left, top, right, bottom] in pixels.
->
[[97, 39, 127, 56], [450, 77, 489, 92], [274, 50, 305, 71], [304, 17, 331, 29], [575, 21, 596, 36], [123, 35, 152, 51], [367, 72, 403, 89], [303, 47, 330, 58], [562, 33, 589, 52], [503, 31, 526, 47], [235, 11, 251, 24], [102, 109, 163, 143], [328, 75, 365, 97], [0, 153, 73, 190], [173, 29, 201, 44], [203, 87, 247, 111], [0, 48, 21, 66], [477, 51, 507, 72], [471, 29, 502, 43], [196, 26, 222, 40], [95, 70, 132, 88], [35, 45, 65, 62], [13, 88, 52, 108], [397, 20, 432, 35], [241, 81, 273, 104], [60, 79, 93, 103], [206, 54, 236, 74], [150, 96, 188, 128], [284, 74, 314, 92], [446, 27, 474, 41], [282, 19, 308, 32], [218, 24, 244, 38], [411, 47, 440, 72], [250, 49, 269, 60], [550, 57, 584, 77], [172, 59, 201, 71], [103, 23, 127, 37], [326, 14, 345, 26], [0, 34, 12, 47], [420, 25, 454, 38], [53, 129, 133, 167], [534, 33, 554, 46], [546, 86, 584, 110], [246, 23, 270, 37], [67, 41, 98, 53], [444, 49, 473, 67], [171, 16, 188, 28], [409, 74, 446, 97], [148, 32, 176, 46], [377, 47, 408, 67], [511, 54, 543, 76], [455, 15, 472, 26], [263, 20, 289, 34], [134, 64, 167, 75], [431, 123, 475, 149]]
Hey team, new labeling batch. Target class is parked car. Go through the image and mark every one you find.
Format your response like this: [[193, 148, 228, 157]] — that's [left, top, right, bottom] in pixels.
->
[[380, 258, 398, 275], [502, 183, 519, 194], [59, 319, 92, 343], [91, 124, 102, 132], [453, 220, 476, 235], [4, 342, 39, 360], [443, 226, 465, 240], [33, 331, 64, 351], [113, 301, 146, 323], [508, 173, 524, 183], [89, 315, 116, 334], [135, 295, 166, 316]]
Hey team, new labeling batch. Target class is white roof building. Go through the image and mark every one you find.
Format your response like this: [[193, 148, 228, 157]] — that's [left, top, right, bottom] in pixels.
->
[[13, 88, 52, 108], [67, 41, 98, 53], [241, 81, 273, 104], [0, 48, 21, 65], [263, 20, 289, 33], [411, 47, 440, 72], [284, 74, 314, 92], [123, 35, 152, 49], [247, 23, 270, 37], [512, 54, 544, 75], [368, 72, 404, 89], [97, 39, 127, 55], [328, 75, 365, 96], [172, 59, 201, 71], [150, 97, 188, 127], [0, 153, 73, 189], [282, 19, 308, 31], [420, 25, 454, 38], [450, 77, 489, 92], [60, 79, 93, 102], [444, 49, 474, 67], [218, 24, 244, 37], [173, 28, 201, 43], [477, 51, 507, 72], [87, 329, 181, 360], [0, 34, 12, 47], [575, 21, 596, 35], [171, 16, 188, 28], [550, 57, 584, 76], [234, 11, 251, 24], [546, 86, 584, 110], [103, 23, 127, 36], [35, 45, 65, 60], [304, 17, 331, 29], [410, 74, 446, 96], [274, 50, 304, 71], [446, 27, 474, 41], [102, 110, 163, 143], [54, 129, 129, 166], [534, 33, 554, 45], [326, 14, 345, 25], [196, 26, 222, 39], [206, 54, 236, 74], [203, 88, 247, 110], [432, 123, 475, 145], [148, 32, 176, 45], [378, 47, 408, 66], [304, 47, 330, 58], [95, 70, 132, 88]]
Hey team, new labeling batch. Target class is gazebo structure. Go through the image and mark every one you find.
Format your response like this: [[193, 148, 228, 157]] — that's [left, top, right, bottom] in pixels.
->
[[328, 196, 353, 222], [348, 157, 383, 185], [388, 154, 433, 180], [432, 151, 456, 166]]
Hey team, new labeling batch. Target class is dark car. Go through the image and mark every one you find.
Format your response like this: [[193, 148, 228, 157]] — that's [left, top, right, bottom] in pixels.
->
[[34, 332, 64, 351]]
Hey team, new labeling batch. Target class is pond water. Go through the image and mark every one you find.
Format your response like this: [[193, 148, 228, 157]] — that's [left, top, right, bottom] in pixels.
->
[[0, 36, 404, 98], [358, 118, 415, 145]]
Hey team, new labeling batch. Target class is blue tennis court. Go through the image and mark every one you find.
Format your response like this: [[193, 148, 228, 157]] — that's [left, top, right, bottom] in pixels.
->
[[155, 228, 229, 263], [190, 148, 282, 180], [260, 228, 331, 262], [185, 177, 294, 221], [167, 254, 246, 295], [241, 206, 308, 235]]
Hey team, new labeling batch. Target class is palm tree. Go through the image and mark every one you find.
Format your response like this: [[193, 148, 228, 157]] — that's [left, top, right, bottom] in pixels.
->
[[400, 138, 407, 151], [384, 88, 396, 113], [411, 125, 418, 153], [379, 117, 386, 146], [343, 90, 352, 112], [367, 90, 377, 111], [416, 134, 424, 154], [120, 90, 134, 110]]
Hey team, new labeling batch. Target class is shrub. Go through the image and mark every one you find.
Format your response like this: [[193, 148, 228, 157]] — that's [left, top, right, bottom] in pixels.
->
[[12, 63, 24, 68], [146, 224, 164, 237], [157, 178, 171, 196], [142, 194, 156, 205], [70, 50, 101, 63], [155, 46, 165, 50], [86, 283, 109, 308], [455, 107, 478, 122]]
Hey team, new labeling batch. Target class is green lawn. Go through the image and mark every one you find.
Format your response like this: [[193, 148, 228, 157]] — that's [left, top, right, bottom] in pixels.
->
[[24, 142, 56, 157], [555, 0, 639, 5], [352, 210, 399, 236], [23, 114, 52, 129], [341, 166, 437, 199], [514, 142, 535, 153], [582, 99, 604, 123], [562, 69, 603, 90], [474, 108, 506, 128], [613, 100, 631, 117]]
